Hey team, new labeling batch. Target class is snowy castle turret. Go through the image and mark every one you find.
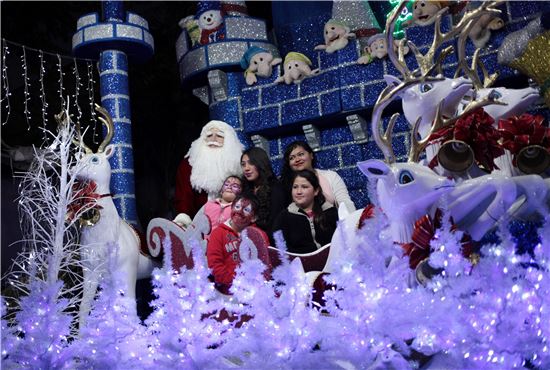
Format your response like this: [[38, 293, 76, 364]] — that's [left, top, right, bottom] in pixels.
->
[[72, 0, 154, 226]]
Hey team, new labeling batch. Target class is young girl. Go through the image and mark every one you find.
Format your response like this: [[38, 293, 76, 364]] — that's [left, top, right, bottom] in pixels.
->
[[203, 175, 242, 236], [240, 147, 286, 234], [206, 192, 271, 293], [272, 169, 338, 254]]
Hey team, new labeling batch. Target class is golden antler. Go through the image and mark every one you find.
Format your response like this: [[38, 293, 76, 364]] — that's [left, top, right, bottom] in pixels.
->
[[55, 109, 93, 154], [95, 104, 114, 153]]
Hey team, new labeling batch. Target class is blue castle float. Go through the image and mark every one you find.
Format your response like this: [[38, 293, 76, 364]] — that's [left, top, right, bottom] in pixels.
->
[[175, 0, 550, 210]]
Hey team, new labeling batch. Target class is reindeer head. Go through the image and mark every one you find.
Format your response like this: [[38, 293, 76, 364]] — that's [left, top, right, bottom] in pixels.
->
[[359, 160, 454, 225], [384, 74, 473, 138], [56, 104, 115, 191]]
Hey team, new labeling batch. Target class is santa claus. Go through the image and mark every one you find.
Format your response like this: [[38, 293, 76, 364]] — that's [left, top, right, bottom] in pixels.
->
[[174, 120, 244, 224]]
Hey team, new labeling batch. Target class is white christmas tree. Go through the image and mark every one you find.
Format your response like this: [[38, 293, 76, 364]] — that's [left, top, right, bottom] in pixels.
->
[[145, 237, 233, 369], [220, 231, 333, 368], [71, 243, 152, 369]]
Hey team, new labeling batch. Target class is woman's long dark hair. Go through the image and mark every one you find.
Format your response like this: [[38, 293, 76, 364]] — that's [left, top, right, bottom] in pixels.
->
[[291, 169, 330, 231], [241, 147, 277, 230], [281, 140, 316, 195]]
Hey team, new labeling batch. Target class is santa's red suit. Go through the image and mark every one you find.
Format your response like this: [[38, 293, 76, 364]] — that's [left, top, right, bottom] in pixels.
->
[[174, 158, 208, 218]]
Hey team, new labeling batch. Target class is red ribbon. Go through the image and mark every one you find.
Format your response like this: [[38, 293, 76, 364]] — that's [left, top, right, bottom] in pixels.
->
[[498, 114, 550, 165], [67, 181, 104, 221], [428, 108, 504, 172], [401, 209, 475, 269], [357, 204, 377, 229]]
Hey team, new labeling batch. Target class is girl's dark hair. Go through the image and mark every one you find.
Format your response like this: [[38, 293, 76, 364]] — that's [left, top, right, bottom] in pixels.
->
[[240, 147, 276, 230], [281, 140, 316, 194], [232, 191, 260, 216], [291, 169, 330, 231]]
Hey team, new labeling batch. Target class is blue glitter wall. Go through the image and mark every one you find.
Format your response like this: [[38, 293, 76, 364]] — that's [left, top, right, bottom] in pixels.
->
[[188, 1, 550, 208]]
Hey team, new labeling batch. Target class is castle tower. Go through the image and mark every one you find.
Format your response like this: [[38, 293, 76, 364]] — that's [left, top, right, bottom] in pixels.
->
[[72, 1, 154, 226]]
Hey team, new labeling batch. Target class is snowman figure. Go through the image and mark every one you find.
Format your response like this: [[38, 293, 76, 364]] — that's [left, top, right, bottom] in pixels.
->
[[196, 1, 226, 45]]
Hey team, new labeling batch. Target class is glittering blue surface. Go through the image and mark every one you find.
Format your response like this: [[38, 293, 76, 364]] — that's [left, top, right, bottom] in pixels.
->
[[271, 159, 282, 178], [341, 86, 362, 111], [316, 147, 339, 169], [320, 126, 353, 146], [100, 74, 129, 96], [320, 91, 341, 116], [226, 72, 245, 98], [209, 99, 240, 130], [508, 1, 548, 19], [244, 106, 279, 132], [269, 139, 280, 158], [318, 50, 339, 70], [340, 144, 362, 166], [241, 88, 260, 110], [301, 70, 339, 96], [338, 167, 365, 189], [337, 39, 360, 64], [111, 172, 135, 194], [340, 62, 384, 86], [262, 83, 298, 106], [281, 96, 318, 125], [236, 131, 253, 149], [363, 81, 386, 109], [275, 14, 328, 58], [350, 188, 370, 209]]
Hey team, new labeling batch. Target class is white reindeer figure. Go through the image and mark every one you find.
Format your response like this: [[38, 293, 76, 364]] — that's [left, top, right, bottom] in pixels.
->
[[60, 105, 158, 329]]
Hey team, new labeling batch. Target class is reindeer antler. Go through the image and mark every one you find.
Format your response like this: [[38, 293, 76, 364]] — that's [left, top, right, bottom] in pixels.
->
[[95, 104, 114, 153], [372, 74, 445, 164], [55, 109, 93, 154], [454, 3, 502, 89]]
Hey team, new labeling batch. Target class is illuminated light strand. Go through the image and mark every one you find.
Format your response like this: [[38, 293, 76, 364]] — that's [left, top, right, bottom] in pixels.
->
[[21, 46, 31, 130], [87, 61, 99, 144], [1, 40, 10, 126], [38, 49, 48, 139], [57, 54, 66, 112], [72, 59, 83, 129]]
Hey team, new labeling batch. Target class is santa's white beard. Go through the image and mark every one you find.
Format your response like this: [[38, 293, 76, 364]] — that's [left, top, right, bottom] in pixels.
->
[[187, 143, 242, 197]]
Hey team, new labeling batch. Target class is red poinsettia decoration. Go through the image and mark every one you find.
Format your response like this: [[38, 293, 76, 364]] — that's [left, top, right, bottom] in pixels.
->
[[498, 113, 550, 166], [429, 108, 504, 172], [66, 180, 103, 221], [401, 209, 476, 269]]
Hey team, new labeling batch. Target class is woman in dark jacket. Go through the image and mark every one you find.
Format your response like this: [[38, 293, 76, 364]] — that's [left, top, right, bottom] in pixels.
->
[[240, 147, 286, 235], [272, 169, 338, 254]]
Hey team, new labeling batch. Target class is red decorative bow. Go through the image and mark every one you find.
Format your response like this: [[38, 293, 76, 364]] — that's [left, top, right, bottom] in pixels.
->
[[429, 108, 504, 172], [401, 209, 475, 269], [67, 181, 103, 221], [498, 114, 550, 165], [357, 204, 377, 229]]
